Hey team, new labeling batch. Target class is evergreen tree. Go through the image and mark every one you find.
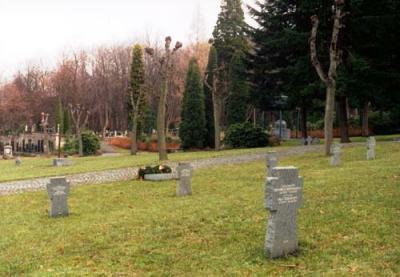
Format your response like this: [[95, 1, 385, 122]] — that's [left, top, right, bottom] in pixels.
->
[[63, 109, 70, 135], [55, 97, 64, 135], [203, 45, 217, 148], [179, 58, 206, 149], [127, 44, 146, 155], [212, 0, 250, 127], [226, 52, 249, 125]]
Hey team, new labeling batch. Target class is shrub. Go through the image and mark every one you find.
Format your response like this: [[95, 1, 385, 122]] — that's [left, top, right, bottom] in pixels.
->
[[81, 131, 101, 156], [63, 131, 100, 156], [224, 123, 269, 148], [138, 165, 172, 179]]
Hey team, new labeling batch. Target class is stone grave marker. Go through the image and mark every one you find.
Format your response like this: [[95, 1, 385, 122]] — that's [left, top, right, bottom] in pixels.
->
[[306, 136, 313, 146], [176, 163, 192, 197], [265, 167, 303, 259], [330, 144, 341, 166], [15, 156, 21, 166], [367, 136, 376, 160], [3, 145, 13, 159], [266, 152, 279, 176], [47, 177, 70, 217], [312, 137, 321, 145]]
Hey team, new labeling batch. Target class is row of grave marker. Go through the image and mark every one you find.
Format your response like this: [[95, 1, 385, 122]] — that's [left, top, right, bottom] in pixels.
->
[[45, 139, 377, 260], [331, 136, 377, 167]]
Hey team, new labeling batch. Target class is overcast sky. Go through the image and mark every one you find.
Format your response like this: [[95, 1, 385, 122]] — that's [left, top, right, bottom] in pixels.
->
[[0, 0, 255, 80]]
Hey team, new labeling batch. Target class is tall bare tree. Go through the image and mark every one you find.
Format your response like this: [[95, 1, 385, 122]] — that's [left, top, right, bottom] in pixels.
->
[[145, 36, 182, 161], [69, 104, 90, 157], [310, 0, 347, 155]]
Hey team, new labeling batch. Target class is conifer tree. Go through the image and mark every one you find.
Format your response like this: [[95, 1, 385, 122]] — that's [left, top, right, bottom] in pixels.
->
[[127, 44, 146, 155], [179, 58, 206, 149], [55, 97, 64, 158], [204, 46, 217, 149]]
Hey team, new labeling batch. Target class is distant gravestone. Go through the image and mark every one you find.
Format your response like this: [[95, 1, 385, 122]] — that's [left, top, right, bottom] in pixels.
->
[[330, 144, 341, 167], [306, 136, 313, 146], [47, 177, 70, 217], [312, 137, 321, 145], [15, 156, 22, 166], [265, 167, 303, 259], [367, 137, 376, 160], [3, 145, 13, 159], [266, 152, 278, 176], [176, 163, 192, 197]]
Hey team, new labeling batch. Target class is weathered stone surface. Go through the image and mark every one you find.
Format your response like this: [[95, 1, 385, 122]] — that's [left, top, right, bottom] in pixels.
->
[[367, 137, 376, 160], [47, 177, 70, 217], [144, 173, 174, 181], [265, 167, 303, 259], [330, 144, 341, 166], [176, 163, 192, 197], [306, 136, 313, 146], [266, 152, 278, 176]]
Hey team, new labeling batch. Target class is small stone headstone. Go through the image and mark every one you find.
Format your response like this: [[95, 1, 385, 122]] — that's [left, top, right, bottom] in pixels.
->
[[312, 137, 321, 145], [15, 156, 22, 166], [266, 152, 278, 176], [330, 144, 341, 166], [47, 177, 70, 217], [265, 167, 303, 259], [176, 163, 192, 197], [306, 136, 313, 146], [367, 137, 376, 160], [3, 145, 13, 159]]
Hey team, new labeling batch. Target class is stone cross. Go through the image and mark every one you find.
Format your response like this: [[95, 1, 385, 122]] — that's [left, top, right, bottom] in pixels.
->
[[367, 137, 376, 160], [176, 163, 192, 197], [306, 136, 313, 146], [330, 144, 341, 167], [266, 152, 279, 176], [265, 167, 303, 259], [15, 156, 22, 166], [47, 177, 70, 217]]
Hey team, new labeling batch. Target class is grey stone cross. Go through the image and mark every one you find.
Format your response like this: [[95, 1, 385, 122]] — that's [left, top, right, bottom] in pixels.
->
[[367, 137, 376, 160], [265, 167, 303, 258], [306, 136, 313, 146], [176, 163, 192, 197], [330, 143, 342, 166], [47, 177, 70, 217], [266, 152, 278, 176]]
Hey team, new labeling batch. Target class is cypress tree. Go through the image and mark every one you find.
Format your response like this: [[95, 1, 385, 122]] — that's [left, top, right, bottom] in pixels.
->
[[203, 45, 218, 148], [63, 108, 70, 136], [55, 97, 64, 135], [127, 44, 146, 155], [179, 58, 206, 149], [226, 52, 249, 125], [212, 0, 250, 127]]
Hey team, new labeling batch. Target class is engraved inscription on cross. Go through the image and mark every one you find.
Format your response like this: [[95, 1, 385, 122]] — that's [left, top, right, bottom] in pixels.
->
[[47, 177, 70, 218], [265, 167, 303, 259]]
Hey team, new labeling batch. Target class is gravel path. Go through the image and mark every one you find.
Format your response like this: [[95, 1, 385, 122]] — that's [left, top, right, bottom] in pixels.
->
[[0, 144, 328, 196]]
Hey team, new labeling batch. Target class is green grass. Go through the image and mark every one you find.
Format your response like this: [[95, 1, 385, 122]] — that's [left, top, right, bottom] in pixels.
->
[[0, 146, 286, 183], [0, 142, 399, 275]]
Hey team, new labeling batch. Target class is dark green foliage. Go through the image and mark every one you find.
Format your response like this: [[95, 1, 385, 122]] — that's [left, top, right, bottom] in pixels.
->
[[63, 109, 70, 135], [203, 46, 218, 148], [226, 52, 249, 125], [138, 165, 172, 180], [55, 97, 64, 135], [224, 122, 269, 148], [63, 131, 100, 156], [127, 44, 146, 130], [179, 58, 206, 149]]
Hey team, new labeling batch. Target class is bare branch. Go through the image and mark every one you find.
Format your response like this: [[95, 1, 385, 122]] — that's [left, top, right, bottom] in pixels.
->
[[310, 15, 329, 85]]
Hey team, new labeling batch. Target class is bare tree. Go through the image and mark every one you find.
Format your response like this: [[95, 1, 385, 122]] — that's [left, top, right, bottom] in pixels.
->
[[69, 104, 90, 157], [310, 0, 347, 155], [145, 36, 182, 161]]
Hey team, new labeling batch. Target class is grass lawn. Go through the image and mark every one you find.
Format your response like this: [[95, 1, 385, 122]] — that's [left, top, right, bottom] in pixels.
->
[[0, 142, 399, 275], [0, 146, 286, 183]]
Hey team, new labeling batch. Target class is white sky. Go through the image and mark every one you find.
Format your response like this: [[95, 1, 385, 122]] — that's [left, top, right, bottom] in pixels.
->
[[0, 0, 255, 80]]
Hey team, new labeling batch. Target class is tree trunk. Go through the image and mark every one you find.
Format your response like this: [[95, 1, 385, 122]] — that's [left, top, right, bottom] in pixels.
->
[[362, 101, 369, 137], [78, 130, 83, 157], [338, 96, 351, 143], [157, 78, 168, 161], [301, 106, 308, 139], [102, 105, 109, 138], [213, 93, 221, 151], [324, 85, 336, 155], [130, 110, 139, 155]]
